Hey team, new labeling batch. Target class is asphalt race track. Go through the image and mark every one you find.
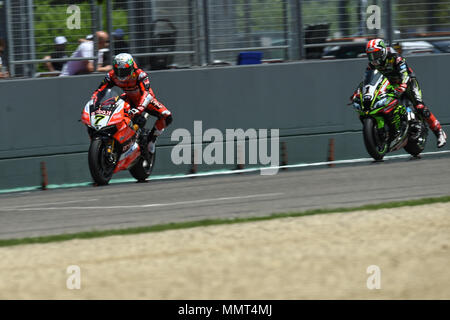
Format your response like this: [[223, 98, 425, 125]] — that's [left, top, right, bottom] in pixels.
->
[[0, 155, 449, 240]]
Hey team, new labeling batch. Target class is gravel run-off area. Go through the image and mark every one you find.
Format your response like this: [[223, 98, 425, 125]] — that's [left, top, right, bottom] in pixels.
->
[[0, 203, 449, 299]]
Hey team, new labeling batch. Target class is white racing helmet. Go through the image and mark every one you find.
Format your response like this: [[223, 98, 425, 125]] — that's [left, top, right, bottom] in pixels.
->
[[113, 53, 136, 81]]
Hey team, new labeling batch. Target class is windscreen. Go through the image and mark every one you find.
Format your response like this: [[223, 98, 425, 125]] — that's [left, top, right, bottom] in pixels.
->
[[99, 89, 121, 106], [363, 69, 383, 87]]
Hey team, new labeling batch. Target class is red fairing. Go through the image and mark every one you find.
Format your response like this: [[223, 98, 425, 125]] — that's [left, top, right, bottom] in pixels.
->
[[113, 124, 136, 144], [114, 145, 140, 173], [81, 109, 90, 125], [107, 106, 127, 126]]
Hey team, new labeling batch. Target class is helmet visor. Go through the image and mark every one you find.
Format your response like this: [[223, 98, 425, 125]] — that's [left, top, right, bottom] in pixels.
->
[[115, 66, 132, 80], [368, 50, 384, 64]]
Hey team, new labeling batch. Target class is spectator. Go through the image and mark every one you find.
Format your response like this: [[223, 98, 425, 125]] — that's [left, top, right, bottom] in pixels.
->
[[112, 28, 129, 55], [0, 38, 9, 78], [43, 36, 68, 72], [78, 34, 93, 43], [80, 34, 112, 71], [96, 32, 113, 73], [60, 31, 112, 76], [77, 33, 112, 71], [98, 47, 111, 71]]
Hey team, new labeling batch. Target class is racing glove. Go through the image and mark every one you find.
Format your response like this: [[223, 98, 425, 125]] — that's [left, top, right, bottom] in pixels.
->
[[90, 97, 100, 108], [129, 105, 146, 117], [349, 90, 361, 108], [395, 83, 407, 98]]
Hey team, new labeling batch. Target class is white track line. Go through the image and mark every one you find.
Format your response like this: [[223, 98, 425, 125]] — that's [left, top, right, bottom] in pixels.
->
[[0, 150, 448, 194], [0, 193, 283, 211], [150, 150, 450, 180], [1, 199, 99, 210]]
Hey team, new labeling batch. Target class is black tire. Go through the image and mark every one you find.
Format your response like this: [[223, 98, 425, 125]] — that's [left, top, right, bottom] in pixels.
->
[[363, 117, 388, 161], [129, 151, 156, 182], [88, 139, 115, 185], [404, 141, 423, 157], [404, 121, 427, 157]]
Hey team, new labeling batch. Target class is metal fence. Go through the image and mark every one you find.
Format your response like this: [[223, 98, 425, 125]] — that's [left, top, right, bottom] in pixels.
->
[[0, 0, 449, 78]]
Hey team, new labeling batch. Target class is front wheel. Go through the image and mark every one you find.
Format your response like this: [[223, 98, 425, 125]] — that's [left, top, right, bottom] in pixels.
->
[[363, 117, 388, 161], [88, 138, 116, 185]]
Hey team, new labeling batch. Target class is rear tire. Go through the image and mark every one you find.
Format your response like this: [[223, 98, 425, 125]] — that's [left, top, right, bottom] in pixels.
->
[[129, 151, 156, 182], [88, 139, 115, 185], [404, 143, 423, 157], [363, 117, 388, 161], [404, 120, 427, 157]]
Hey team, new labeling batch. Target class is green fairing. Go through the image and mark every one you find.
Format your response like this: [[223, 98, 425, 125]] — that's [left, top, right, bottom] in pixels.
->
[[372, 115, 385, 129], [370, 79, 388, 109], [356, 74, 403, 133], [354, 70, 427, 161]]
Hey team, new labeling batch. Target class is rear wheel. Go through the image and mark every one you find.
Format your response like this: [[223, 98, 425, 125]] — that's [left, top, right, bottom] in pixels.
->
[[404, 120, 427, 156], [129, 151, 156, 182], [88, 138, 116, 185], [363, 117, 388, 161]]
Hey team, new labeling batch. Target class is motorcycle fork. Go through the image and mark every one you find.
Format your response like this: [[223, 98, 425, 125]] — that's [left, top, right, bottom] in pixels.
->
[[107, 139, 115, 153], [365, 115, 388, 146], [105, 139, 117, 165]]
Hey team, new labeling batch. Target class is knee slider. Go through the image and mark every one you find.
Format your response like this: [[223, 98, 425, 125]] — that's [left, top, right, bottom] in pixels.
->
[[165, 114, 173, 126], [416, 104, 430, 118]]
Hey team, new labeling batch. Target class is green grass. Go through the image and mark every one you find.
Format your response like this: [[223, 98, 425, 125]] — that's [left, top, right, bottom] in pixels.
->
[[1, 195, 449, 248]]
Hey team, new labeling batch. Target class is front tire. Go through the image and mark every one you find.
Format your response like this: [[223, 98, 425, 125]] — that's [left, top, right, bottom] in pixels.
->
[[363, 117, 388, 161], [88, 138, 116, 185]]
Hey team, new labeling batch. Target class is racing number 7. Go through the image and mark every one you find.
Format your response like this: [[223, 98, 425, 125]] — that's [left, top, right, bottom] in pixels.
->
[[94, 114, 106, 125]]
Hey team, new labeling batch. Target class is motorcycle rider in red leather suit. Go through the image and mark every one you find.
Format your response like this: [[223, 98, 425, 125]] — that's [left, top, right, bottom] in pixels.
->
[[91, 53, 173, 160]]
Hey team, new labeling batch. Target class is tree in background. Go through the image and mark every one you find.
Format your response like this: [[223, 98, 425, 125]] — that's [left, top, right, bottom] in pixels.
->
[[395, 0, 450, 36], [32, 0, 127, 72]]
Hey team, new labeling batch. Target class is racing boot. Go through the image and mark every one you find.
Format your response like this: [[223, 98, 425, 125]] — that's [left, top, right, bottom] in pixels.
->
[[131, 114, 151, 166], [139, 127, 162, 168], [138, 129, 153, 167], [415, 104, 446, 148], [435, 129, 447, 148], [137, 128, 151, 167], [148, 127, 163, 155]]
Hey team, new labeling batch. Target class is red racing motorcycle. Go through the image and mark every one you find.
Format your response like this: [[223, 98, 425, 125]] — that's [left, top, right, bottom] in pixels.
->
[[81, 90, 155, 185]]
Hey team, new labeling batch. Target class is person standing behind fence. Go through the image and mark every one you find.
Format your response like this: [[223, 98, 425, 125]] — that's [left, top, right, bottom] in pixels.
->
[[0, 38, 9, 78], [60, 31, 111, 76], [81, 33, 112, 73], [43, 36, 68, 72], [112, 29, 129, 55]]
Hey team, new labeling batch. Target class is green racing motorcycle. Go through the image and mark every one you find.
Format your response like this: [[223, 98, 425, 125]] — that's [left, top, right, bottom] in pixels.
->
[[352, 69, 428, 161]]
